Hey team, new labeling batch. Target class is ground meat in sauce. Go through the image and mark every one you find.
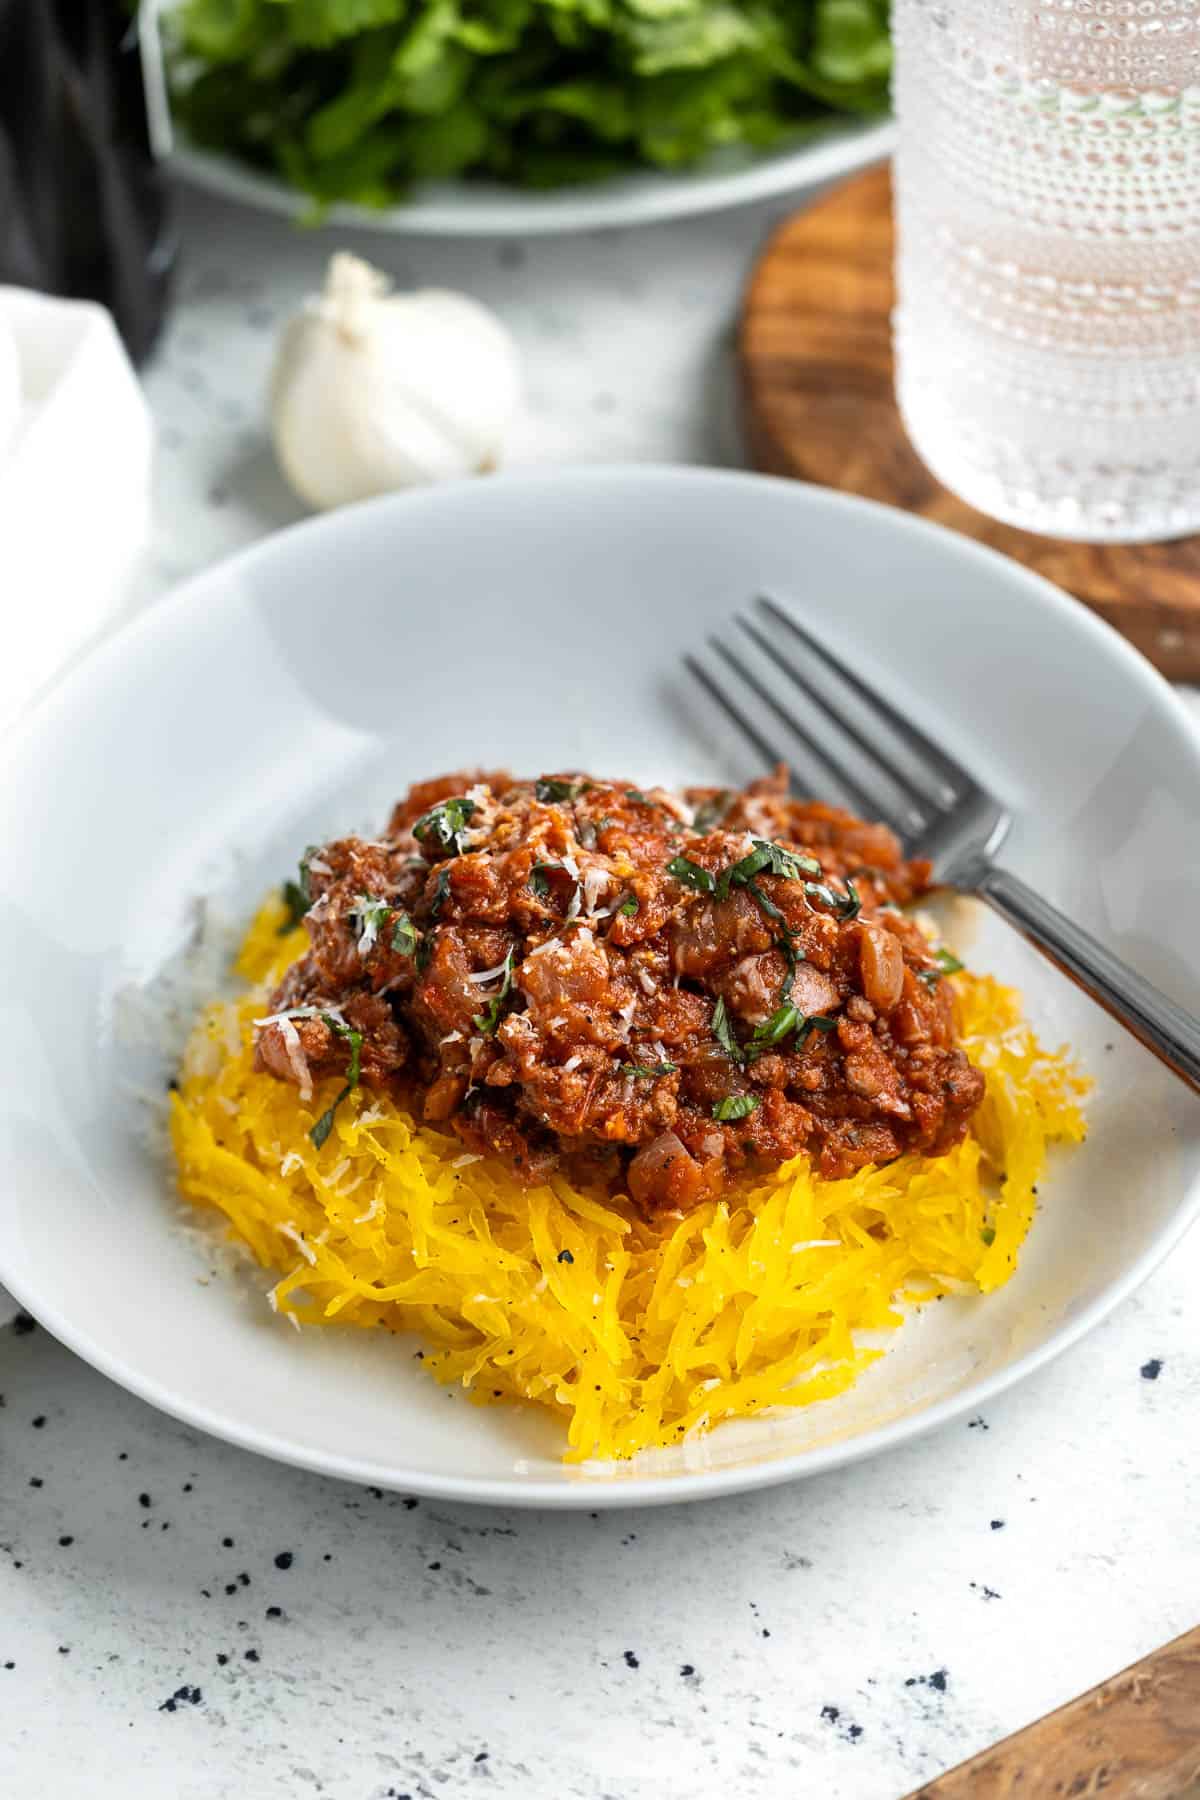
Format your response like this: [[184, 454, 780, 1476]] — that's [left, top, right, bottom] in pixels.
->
[[255, 768, 985, 1213]]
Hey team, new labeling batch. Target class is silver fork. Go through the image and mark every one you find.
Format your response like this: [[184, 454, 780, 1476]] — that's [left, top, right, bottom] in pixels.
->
[[687, 593, 1200, 1094]]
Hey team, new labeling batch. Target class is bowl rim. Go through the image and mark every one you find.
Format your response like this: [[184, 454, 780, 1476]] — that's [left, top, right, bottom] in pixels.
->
[[3, 464, 1198, 1508], [170, 122, 897, 238]]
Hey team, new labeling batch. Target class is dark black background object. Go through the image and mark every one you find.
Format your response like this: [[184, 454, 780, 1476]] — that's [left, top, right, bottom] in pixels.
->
[[0, 0, 175, 364]]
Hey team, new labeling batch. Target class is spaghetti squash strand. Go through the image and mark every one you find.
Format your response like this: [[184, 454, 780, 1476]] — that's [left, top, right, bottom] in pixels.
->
[[170, 922, 1089, 1463]]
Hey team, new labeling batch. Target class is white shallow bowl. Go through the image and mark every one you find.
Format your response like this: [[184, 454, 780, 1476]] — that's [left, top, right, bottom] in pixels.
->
[[1, 468, 1197, 1508], [172, 120, 895, 236]]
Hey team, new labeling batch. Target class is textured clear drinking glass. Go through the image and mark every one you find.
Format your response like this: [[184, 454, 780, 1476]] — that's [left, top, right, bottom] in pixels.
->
[[892, 0, 1200, 542]]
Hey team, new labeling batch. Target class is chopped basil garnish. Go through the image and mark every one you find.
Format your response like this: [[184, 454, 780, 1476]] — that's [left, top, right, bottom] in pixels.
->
[[309, 1016, 364, 1148], [795, 1014, 837, 1050], [473, 949, 515, 1036], [713, 1093, 760, 1122], [619, 1061, 678, 1078], [775, 932, 804, 1000], [752, 1004, 801, 1049], [279, 845, 319, 932], [309, 1106, 339, 1150], [390, 912, 418, 957], [691, 790, 732, 833], [981, 1225, 996, 1247], [280, 881, 308, 932], [804, 876, 861, 920], [711, 994, 742, 1062], [429, 867, 452, 920], [529, 863, 554, 898], [917, 949, 964, 988], [752, 839, 821, 881], [715, 839, 821, 900], [412, 796, 477, 856], [744, 877, 786, 925], [666, 855, 715, 893], [350, 893, 392, 955], [619, 897, 639, 917], [535, 778, 580, 804], [624, 788, 654, 807]]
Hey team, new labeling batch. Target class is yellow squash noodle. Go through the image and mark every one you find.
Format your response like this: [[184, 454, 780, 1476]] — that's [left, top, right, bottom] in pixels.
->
[[170, 899, 1089, 1463]]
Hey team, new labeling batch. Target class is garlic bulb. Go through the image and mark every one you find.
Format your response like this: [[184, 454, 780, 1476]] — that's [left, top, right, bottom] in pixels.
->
[[0, 313, 21, 462], [270, 253, 521, 512]]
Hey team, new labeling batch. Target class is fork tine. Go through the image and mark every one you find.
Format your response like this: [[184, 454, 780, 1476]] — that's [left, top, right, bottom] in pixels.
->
[[683, 653, 794, 776], [756, 594, 969, 801], [703, 637, 915, 832], [735, 612, 938, 817]]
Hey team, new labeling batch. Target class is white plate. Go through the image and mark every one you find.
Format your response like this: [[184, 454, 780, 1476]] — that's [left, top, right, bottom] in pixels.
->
[[1, 468, 1197, 1507], [172, 121, 895, 236]]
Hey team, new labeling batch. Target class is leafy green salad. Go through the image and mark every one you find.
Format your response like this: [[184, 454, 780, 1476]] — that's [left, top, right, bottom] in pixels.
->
[[168, 0, 891, 208]]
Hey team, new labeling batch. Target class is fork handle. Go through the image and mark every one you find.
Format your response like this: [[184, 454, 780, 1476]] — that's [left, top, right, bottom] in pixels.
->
[[973, 865, 1200, 1096]]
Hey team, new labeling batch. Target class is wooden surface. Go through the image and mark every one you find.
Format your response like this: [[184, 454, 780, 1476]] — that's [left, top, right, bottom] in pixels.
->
[[739, 165, 1200, 683], [902, 1624, 1200, 1799]]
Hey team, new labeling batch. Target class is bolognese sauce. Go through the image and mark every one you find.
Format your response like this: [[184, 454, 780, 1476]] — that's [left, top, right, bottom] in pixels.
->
[[256, 768, 984, 1212]]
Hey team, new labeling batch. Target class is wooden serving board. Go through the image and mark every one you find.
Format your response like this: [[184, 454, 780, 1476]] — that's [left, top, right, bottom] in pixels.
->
[[739, 165, 1200, 683], [900, 1623, 1200, 1799]]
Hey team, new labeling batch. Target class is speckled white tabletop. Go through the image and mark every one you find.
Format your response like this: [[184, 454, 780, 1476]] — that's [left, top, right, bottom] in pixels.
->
[[1, 182, 1197, 1800]]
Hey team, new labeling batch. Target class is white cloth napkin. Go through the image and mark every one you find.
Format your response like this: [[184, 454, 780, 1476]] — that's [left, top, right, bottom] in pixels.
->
[[0, 289, 152, 1326]]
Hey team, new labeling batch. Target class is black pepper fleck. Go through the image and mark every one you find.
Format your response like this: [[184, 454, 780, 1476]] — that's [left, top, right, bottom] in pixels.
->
[[29, 1478, 42, 1489], [58, 1536, 73, 1548], [623, 1650, 639, 1670], [216, 1654, 229, 1666], [244, 1649, 259, 1663], [222, 1537, 234, 1548], [1141, 1358, 1163, 1381], [266, 1607, 282, 1620], [906, 1668, 950, 1693], [821, 1705, 840, 1723], [990, 1519, 1005, 1530], [273, 1552, 293, 1570], [402, 1498, 419, 1511], [31, 1416, 45, 1429], [159, 1685, 203, 1713], [13, 1313, 36, 1335], [427, 1561, 442, 1572], [138, 1493, 151, 1509], [680, 1664, 696, 1678], [557, 1249, 574, 1264]]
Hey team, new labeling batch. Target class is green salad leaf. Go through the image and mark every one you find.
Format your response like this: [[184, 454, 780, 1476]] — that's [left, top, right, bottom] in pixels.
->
[[168, 0, 890, 208]]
